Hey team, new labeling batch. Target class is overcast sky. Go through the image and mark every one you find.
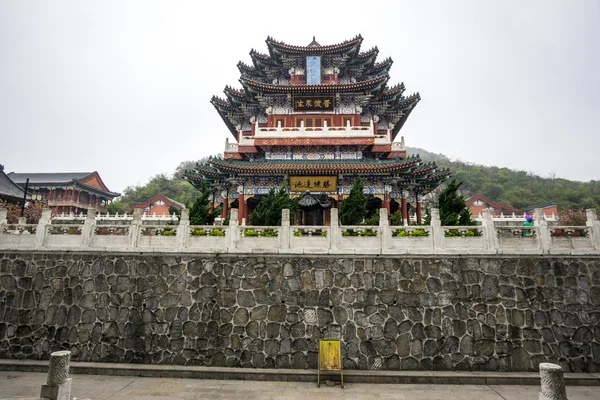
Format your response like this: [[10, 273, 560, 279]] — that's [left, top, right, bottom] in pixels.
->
[[1, 1, 599, 194]]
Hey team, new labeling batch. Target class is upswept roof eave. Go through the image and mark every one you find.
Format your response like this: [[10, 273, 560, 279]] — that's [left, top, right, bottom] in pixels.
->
[[240, 74, 389, 94], [207, 157, 421, 175], [74, 180, 120, 198], [265, 35, 363, 56]]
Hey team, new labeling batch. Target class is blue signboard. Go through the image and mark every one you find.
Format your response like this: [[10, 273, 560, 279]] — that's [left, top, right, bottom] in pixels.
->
[[306, 56, 321, 85]]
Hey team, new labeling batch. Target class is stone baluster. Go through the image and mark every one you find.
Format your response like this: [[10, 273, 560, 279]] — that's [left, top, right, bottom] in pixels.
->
[[0, 208, 7, 237], [330, 208, 339, 251], [35, 208, 52, 248], [176, 208, 189, 249], [228, 208, 238, 251], [281, 209, 290, 250], [538, 362, 567, 400], [40, 350, 72, 400], [481, 209, 499, 252], [129, 208, 142, 248], [379, 207, 389, 251], [534, 208, 550, 254], [585, 208, 600, 250], [430, 208, 443, 252], [81, 208, 97, 247]]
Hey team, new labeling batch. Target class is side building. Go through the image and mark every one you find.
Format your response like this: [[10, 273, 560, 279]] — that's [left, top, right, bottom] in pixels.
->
[[7, 171, 120, 214], [185, 35, 450, 225]]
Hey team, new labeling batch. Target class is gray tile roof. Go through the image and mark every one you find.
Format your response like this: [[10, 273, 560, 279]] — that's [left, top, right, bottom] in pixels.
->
[[0, 167, 29, 201], [7, 172, 93, 184]]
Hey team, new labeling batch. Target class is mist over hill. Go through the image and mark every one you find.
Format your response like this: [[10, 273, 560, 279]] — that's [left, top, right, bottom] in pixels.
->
[[407, 147, 600, 211]]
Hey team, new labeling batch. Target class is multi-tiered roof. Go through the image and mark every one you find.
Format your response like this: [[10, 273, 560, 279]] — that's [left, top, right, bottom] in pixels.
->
[[211, 35, 420, 141]]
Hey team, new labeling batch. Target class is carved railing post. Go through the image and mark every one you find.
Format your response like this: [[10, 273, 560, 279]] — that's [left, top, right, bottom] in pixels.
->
[[81, 208, 97, 247], [430, 208, 443, 251], [539, 362, 567, 400], [586, 208, 600, 250], [228, 208, 238, 251], [481, 209, 499, 252], [281, 209, 290, 251], [534, 208, 550, 254], [176, 208, 189, 249], [35, 208, 52, 248], [330, 208, 339, 251], [129, 208, 142, 248], [40, 350, 72, 400], [379, 207, 389, 251]]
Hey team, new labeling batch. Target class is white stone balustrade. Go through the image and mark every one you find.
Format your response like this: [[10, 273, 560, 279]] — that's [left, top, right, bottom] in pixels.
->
[[1, 207, 599, 255]]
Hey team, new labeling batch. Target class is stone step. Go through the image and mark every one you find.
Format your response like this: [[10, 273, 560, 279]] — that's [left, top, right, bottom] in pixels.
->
[[1, 360, 598, 386]]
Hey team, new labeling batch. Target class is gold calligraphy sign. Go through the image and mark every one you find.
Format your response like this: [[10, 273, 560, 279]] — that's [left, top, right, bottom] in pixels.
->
[[293, 95, 335, 112], [290, 176, 337, 192], [319, 340, 341, 371]]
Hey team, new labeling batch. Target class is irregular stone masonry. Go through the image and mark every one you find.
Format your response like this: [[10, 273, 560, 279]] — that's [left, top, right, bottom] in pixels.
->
[[0, 252, 599, 372]]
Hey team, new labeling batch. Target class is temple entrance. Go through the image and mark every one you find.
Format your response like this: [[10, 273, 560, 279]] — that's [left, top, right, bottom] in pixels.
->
[[297, 192, 333, 226]]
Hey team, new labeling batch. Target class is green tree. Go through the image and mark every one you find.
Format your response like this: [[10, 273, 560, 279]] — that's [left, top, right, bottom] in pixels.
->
[[438, 179, 475, 226], [339, 178, 367, 225], [189, 182, 218, 225], [249, 187, 296, 226]]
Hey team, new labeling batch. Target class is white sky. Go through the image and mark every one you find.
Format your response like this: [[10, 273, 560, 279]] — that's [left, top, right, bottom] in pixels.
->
[[1, 0, 599, 194]]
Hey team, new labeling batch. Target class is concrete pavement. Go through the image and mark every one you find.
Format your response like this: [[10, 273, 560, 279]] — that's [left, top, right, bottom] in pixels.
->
[[1, 371, 599, 400]]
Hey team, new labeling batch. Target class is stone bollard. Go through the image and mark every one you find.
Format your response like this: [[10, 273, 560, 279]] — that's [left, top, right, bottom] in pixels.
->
[[539, 362, 567, 400], [40, 350, 72, 400]]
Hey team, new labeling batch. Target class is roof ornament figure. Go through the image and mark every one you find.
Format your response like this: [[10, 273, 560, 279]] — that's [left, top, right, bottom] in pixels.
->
[[307, 36, 321, 48]]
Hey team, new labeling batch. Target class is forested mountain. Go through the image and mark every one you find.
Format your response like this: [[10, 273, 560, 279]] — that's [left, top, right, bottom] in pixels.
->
[[407, 147, 600, 211], [107, 151, 599, 213]]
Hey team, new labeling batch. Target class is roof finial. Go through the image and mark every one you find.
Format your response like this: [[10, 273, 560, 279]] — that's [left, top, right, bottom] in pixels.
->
[[308, 35, 321, 48]]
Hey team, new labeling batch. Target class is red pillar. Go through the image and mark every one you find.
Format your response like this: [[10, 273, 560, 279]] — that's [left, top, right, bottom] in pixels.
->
[[243, 198, 249, 223], [401, 197, 407, 225], [209, 201, 214, 214], [238, 194, 245, 225], [416, 201, 422, 224], [383, 197, 391, 214], [221, 198, 229, 219], [70, 188, 75, 201]]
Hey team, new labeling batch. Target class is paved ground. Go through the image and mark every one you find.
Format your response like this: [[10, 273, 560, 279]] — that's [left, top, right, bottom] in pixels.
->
[[0, 371, 598, 400]]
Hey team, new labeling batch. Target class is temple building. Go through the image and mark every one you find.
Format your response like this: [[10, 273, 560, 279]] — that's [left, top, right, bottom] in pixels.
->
[[185, 35, 450, 225], [131, 194, 185, 216], [7, 171, 119, 214]]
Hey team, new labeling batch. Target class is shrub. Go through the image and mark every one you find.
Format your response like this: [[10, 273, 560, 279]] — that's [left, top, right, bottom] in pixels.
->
[[389, 212, 403, 226], [320, 230, 327, 237], [396, 230, 409, 237], [342, 230, 358, 237], [161, 229, 176, 236], [412, 229, 429, 237], [191, 229, 207, 236], [294, 230, 303, 237], [360, 229, 377, 237], [244, 229, 259, 237], [262, 229, 278, 237], [210, 229, 225, 237]]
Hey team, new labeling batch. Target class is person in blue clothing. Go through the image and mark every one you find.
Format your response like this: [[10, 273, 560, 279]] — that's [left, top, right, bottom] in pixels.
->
[[523, 214, 534, 237]]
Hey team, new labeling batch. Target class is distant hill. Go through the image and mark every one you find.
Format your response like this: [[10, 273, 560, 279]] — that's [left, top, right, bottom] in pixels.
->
[[407, 146, 600, 211], [108, 150, 600, 214]]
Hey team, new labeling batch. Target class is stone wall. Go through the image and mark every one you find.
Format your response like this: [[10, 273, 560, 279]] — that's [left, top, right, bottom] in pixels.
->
[[0, 251, 599, 372]]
